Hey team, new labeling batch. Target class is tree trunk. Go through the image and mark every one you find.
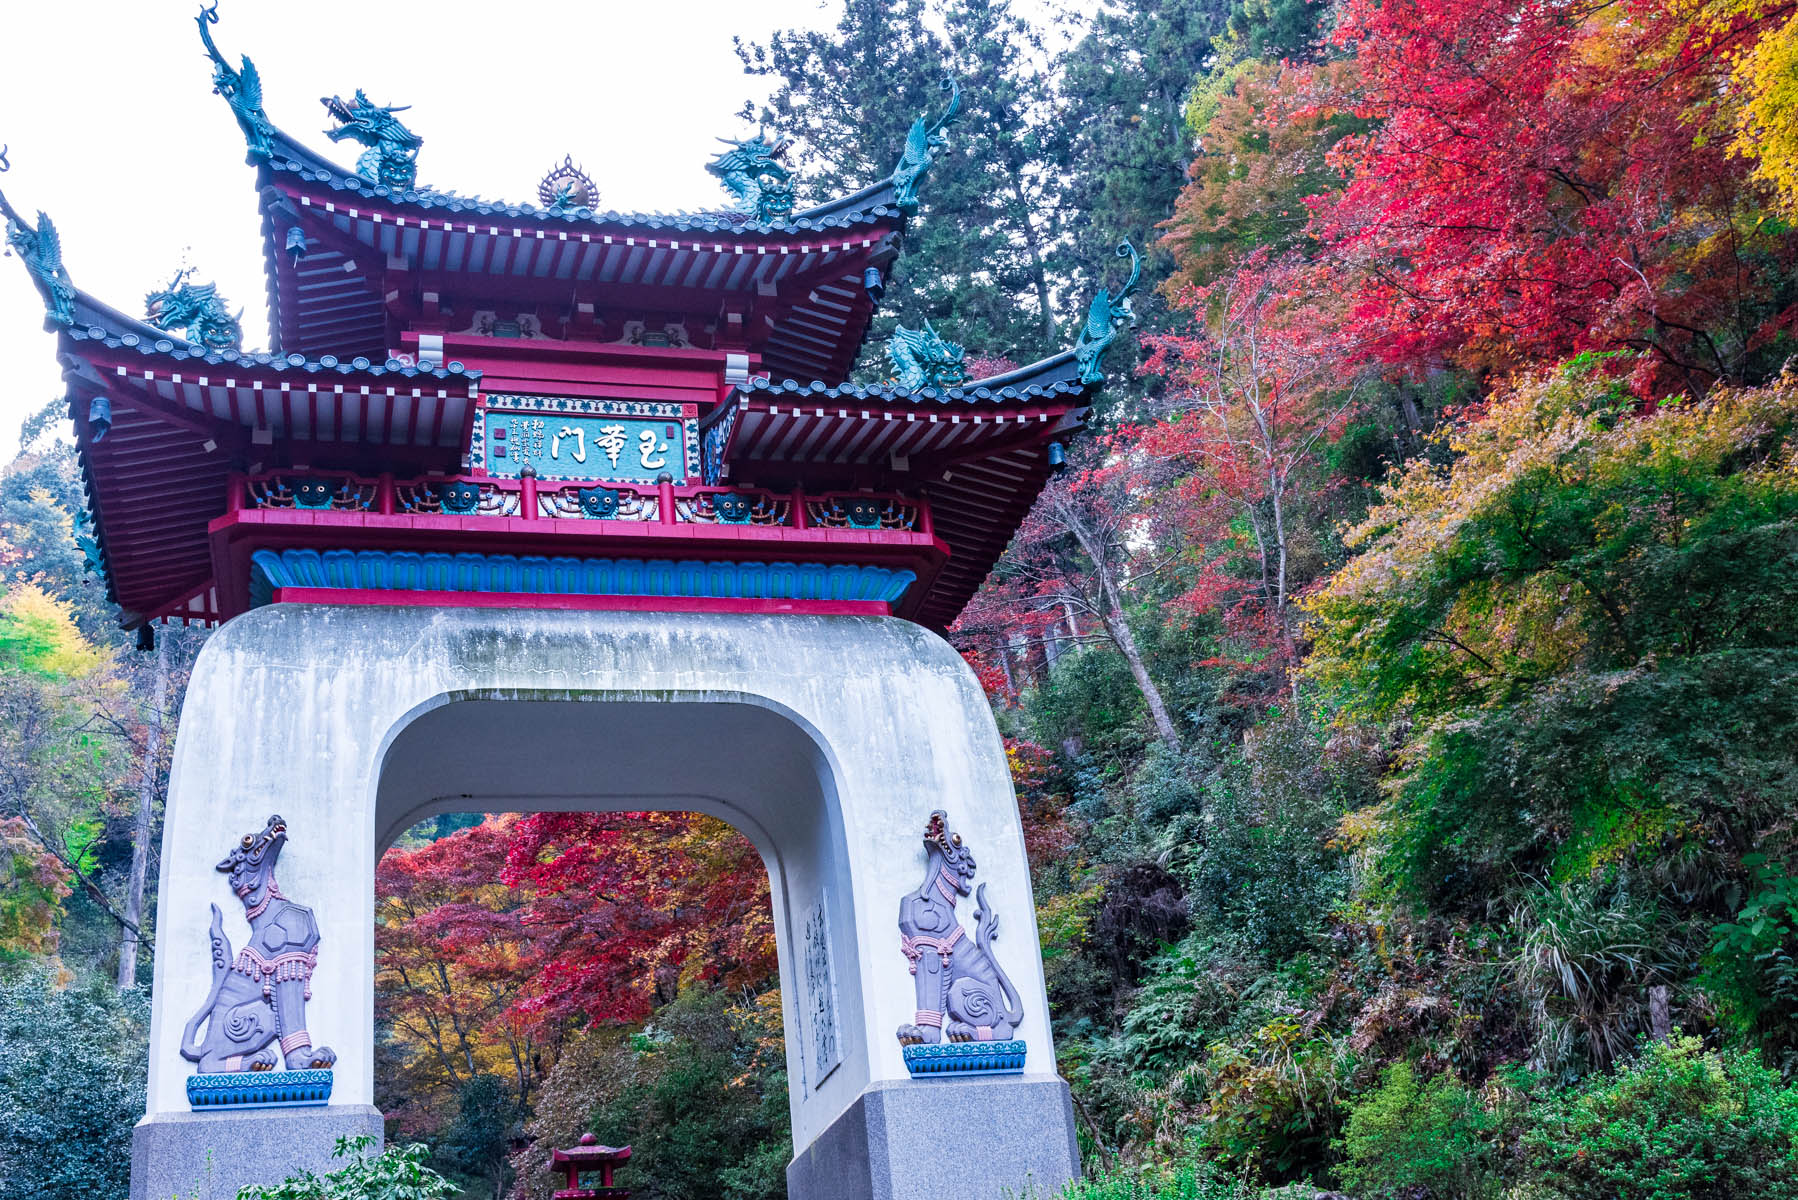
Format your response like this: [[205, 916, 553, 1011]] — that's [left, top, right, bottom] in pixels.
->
[[1100, 607, 1182, 749], [1066, 516, 1182, 748], [1004, 163, 1058, 350], [118, 630, 168, 990]]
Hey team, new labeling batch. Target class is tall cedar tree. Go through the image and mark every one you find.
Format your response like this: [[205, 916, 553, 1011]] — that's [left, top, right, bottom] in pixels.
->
[[1058, 0, 1234, 406], [740, 0, 1067, 370]]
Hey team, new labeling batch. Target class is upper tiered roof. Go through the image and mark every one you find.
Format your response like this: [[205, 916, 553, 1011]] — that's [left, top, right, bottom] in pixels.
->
[[1, 9, 1142, 633], [191, 3, 938, 383]]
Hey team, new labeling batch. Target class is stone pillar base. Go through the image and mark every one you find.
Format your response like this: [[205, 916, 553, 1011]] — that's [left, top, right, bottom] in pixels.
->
[[130, 1105, 383, 1200], [788, 1074, 1080, 1200]]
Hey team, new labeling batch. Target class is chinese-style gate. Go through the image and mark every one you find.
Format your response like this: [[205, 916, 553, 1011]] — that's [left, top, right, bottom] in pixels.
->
[[3, 9, 1140, 1199]]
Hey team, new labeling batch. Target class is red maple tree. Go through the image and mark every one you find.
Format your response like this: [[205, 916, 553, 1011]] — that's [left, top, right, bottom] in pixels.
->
[[1310, 0, 1798, 392]]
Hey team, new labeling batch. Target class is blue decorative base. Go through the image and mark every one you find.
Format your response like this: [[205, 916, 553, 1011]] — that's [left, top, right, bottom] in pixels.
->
[[902, 1040, 1027, 1077], [186, 1069, 334, 1109], [249, 548, 917, 607]]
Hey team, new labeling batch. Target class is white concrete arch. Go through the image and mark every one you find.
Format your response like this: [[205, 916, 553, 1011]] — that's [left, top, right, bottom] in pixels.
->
[[134, 604, 1078, 1200]]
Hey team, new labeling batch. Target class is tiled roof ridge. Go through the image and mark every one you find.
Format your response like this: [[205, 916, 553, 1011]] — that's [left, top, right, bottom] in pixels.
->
[[736, 349, 1085, 405], [65, 288, 480, 382], [261, 128, 903, 235]]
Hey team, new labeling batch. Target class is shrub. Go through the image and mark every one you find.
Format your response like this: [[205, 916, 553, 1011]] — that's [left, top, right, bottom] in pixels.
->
[[1334, 1062, 1497, 1199], [1052, 1155, 1262, 1199], [0, 966, 147, 1200], [236, 1136, 456, 1200], [1520, 1034, 1798, 1199]]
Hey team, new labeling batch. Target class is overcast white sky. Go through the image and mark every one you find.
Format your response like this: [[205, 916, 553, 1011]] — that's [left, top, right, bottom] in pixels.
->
[[0, 0, 855, 459]]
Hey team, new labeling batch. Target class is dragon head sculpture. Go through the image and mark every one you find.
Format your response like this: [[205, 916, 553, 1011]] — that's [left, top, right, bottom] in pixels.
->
[[146, 269, 243, 352], [887, 319, 968, 391], [706, 132, 796, 222], [322, 90, 423, 190]]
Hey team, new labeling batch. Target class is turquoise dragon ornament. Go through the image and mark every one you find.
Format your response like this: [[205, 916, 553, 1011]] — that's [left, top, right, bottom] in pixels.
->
[[322, 91, 423, 190], [890, 78, 961, 215], [0, 152, 76, 327], [707, 132, 796, 223], [146, 269, 244, 352], [887, 320, 968, 390], [196, 4, 274, 157], [1074, 242, 1142, 386]]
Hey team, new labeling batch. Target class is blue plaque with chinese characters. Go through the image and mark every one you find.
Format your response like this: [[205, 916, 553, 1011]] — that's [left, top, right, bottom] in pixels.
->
[[472, 395, 700, 484]]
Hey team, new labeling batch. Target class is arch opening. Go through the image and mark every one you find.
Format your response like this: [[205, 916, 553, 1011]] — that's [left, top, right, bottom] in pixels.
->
[[374, 696, 867, 1151]]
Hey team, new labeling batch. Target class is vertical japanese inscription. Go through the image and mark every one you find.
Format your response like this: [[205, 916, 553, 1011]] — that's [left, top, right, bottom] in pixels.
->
[[802, 899, 842, 1087]]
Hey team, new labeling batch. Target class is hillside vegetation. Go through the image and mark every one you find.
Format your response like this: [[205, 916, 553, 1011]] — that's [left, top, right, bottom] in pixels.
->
[[3, 1, 1798, 1198]]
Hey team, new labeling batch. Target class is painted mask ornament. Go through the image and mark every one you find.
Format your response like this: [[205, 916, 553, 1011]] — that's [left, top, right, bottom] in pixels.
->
[[896, 810, 1028, 1075], [181, 815, 336, 1106], [436, 480, 483, 514], [713, 493, 755, 524], [577, 486, 620, 519]]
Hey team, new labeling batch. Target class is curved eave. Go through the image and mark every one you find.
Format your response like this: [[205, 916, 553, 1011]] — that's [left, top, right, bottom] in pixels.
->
[[57, 283, 484, 629], [62, 287, 481, 385], [258, 125, 906, 236], [723, 349, 1096, 630]]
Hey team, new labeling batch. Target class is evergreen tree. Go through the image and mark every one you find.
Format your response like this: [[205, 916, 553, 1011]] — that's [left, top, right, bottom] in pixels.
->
[[1058, 0, 1231, 342], [740, 0, 1069, 373]]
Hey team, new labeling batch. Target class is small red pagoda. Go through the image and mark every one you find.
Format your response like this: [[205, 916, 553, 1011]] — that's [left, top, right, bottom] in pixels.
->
[[552, 1135, 631, 1200], [2, 7, 1133, 636]]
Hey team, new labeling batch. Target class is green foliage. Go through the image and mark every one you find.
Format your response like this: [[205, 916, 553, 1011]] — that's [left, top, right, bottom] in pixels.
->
[[1180, 715, 1371, 963], [0, 967, 147, 1200], [0, 585, 106, 678], [741, 0, 1068, 368], [1708, 856, 1798, 1069], [1334, 1063, 1497, 1199], [514, 988, 788, 1200], [1309, 371, 1798, 908], [433, 1075, 517, 1198], [1033, 648, 1154, 770], [236, 1137, 457, 1200], [1194, 1018, 1354, 1182], [1504, 880, 1672, 1076], [1053, 1155, 1262, 1199], [1519, 1035, 1798, 1200]]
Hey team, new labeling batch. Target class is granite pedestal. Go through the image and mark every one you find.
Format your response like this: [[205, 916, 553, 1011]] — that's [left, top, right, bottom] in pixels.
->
[[788, 1075, 1080, 1200], [131, 1105, 382, 1200]]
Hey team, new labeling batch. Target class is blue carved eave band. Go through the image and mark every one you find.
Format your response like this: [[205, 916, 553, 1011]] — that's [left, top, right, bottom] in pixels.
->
[[902, 1040, 1027, 1077], [187, 1069, 334, 1110], [250, 549, 917, 607]]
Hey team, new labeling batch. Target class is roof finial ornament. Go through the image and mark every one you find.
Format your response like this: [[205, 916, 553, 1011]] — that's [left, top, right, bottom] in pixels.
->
[[321, 92, 423, 191], [887, 319, 968, 390], [538, 156, 598, 211], [0, 152, 76, 328], [707, 131, 796, 224], [890, 77, 961, 215], [146, 268, 244, 352], [1074, 241, 1142, 386], [196, 3, 275, 158]]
